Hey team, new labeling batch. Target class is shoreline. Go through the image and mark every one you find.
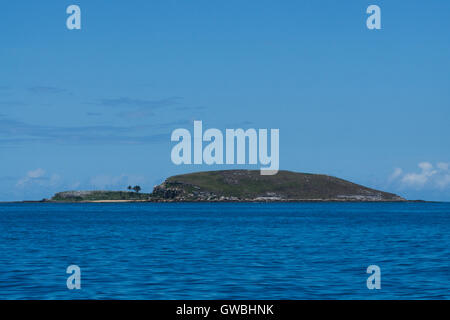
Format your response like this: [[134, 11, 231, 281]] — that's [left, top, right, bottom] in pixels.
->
[[1, 199, 435, 204]]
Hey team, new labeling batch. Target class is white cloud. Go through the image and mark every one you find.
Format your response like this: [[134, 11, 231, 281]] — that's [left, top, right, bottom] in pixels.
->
[[16, 169, 61, 188], [389, 162, 450, 190], [436, 174, 450, 189], [388, 168, 403, 182], [437, 162, 449, 171], [27, 168, 45, 179], [15, 170, 147, 194], [16, 168, 46, 187], [401, 162, 437, 187]]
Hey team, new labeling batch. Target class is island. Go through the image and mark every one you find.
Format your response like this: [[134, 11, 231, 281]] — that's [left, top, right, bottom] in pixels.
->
[[48, 170, 406, 202]]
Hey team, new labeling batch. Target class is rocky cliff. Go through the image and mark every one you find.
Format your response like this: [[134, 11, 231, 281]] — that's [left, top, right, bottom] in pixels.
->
[[151, 170, 405, 202]]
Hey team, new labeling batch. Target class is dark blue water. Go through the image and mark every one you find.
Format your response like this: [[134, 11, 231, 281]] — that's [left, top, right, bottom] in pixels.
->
[[0, 202, 448, 299]]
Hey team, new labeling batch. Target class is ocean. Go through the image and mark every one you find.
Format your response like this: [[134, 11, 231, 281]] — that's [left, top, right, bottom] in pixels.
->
[[0, 202, 448, 299]]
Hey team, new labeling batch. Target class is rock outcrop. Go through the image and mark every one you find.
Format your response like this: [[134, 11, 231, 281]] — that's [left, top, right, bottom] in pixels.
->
[[150, 170, 405, 202]]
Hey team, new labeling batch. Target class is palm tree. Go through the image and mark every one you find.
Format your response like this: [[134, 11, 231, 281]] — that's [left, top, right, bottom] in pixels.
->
[[133, 185, 141, 193]]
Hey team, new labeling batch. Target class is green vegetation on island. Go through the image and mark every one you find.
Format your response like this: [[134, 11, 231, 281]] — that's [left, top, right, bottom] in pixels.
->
[[49, 170, 405, 202], [51, 190, 150, 202]]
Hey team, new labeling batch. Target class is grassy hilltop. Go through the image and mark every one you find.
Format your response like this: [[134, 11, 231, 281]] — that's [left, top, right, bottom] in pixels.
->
[[49, 170, 405, 202], [151, 170, 405, 201]]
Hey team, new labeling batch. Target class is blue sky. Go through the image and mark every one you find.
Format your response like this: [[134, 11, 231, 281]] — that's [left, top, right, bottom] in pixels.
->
[[1, 0, 449, 201]]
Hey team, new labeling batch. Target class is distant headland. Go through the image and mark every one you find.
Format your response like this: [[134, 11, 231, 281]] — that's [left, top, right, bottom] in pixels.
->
[[44, 170, 406, 203]]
